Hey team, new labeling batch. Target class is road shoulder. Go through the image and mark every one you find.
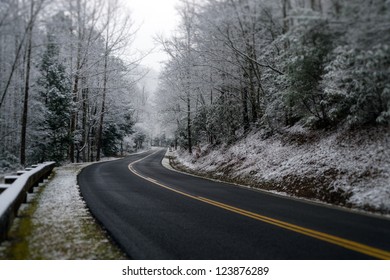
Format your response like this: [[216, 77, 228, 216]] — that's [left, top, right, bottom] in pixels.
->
[[0, 163, 126, 259]]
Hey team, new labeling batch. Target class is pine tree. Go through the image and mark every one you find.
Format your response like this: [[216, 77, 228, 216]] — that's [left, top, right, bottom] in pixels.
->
[[37, 33, 72, 163]]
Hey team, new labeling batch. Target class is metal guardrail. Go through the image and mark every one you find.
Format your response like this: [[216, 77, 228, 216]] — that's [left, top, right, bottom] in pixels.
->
[[0, 162, 55, 242]]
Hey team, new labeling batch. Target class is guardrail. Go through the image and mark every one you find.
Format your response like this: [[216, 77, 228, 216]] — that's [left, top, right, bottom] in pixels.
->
[[0, 162, 55, 242]]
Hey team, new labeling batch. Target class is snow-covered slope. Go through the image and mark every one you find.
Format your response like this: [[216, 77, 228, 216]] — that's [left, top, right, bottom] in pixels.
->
[[172, 125, 390, 213]]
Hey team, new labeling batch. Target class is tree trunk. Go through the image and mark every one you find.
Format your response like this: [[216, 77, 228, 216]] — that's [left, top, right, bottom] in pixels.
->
[[0, 36, 27, 110], [187, 93, 192, 154], [20, 2, 34, 165], [96, 49, 108, 161], [282, 0, 290, 33], [241, 86, 250, 132], [69, 0, 83, 163], [81, 83, 88, 161], [69, 73, 79, 163]]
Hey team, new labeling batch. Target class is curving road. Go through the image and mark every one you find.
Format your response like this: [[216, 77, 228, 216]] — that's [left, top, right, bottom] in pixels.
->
[[78, 148, 390, 260]]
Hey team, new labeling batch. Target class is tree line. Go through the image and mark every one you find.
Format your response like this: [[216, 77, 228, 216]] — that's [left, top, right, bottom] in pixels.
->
[[157, 0, 390, 153], [0, 0, 139, 167]]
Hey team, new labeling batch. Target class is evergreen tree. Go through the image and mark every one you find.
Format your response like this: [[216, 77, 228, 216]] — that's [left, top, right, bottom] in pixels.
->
[[284, 21, 335, 128], [37, 33, 72, 163]]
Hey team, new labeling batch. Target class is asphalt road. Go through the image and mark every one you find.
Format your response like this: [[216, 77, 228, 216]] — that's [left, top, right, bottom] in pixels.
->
[[78, 148, 390, 260]]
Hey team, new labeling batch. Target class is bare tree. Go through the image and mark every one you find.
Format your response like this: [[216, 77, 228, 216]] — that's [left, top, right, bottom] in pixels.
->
[[0, 0, 45, 110], [96, 0, 136, 161], [20, 0, 47, 165]]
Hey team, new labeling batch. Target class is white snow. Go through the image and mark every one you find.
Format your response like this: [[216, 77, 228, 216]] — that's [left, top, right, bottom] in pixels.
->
[[173, 126, 390, 213], [0, 160, 125, 259], [0, 162, 55, 219]]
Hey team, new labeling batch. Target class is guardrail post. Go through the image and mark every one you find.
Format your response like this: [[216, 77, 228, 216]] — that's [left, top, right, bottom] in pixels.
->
[[4, 176, 19, 184], [0, 184, 8, 194]]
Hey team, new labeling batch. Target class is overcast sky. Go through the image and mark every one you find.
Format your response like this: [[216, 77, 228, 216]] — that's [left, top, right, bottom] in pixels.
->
[[125, 0, 180, 72]]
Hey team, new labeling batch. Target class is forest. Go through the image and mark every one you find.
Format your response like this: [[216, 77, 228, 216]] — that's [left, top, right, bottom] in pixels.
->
[[0, 0, 145, 169], [156, 0, 390, 211], [157, 0, 390, 152], [1, 0, 389, 172]]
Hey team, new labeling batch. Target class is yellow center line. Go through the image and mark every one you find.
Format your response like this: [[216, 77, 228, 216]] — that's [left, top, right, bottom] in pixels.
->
[[128, 152, 390, 260]]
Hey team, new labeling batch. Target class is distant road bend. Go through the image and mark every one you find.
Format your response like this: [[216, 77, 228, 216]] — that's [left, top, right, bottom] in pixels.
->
[[78, 148, 390, 259]]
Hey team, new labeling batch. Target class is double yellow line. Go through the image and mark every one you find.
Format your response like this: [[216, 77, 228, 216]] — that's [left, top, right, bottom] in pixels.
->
[[128, 152, 390, 260]]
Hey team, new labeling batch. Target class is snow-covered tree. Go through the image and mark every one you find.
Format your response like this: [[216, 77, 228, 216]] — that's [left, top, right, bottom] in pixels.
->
[[1, 0, 140, 166], [156, 0, 390, 152], [34, 33, 72, 163]]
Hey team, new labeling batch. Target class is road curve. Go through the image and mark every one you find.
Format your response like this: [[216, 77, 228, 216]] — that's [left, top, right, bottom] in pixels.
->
[[78, 148, 390, 260]]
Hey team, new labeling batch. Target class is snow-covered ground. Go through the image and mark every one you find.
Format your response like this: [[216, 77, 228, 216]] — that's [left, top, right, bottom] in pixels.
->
[[172, 125, 390, 214], [0, 161, 126, 259]]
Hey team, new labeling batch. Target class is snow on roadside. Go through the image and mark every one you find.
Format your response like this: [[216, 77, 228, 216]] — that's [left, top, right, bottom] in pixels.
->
[[173, 126, 390, 213], [0, 160, 126, 259]]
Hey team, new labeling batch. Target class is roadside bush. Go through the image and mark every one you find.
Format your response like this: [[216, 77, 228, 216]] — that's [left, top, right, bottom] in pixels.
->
[[323, 44, 390, 126]]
